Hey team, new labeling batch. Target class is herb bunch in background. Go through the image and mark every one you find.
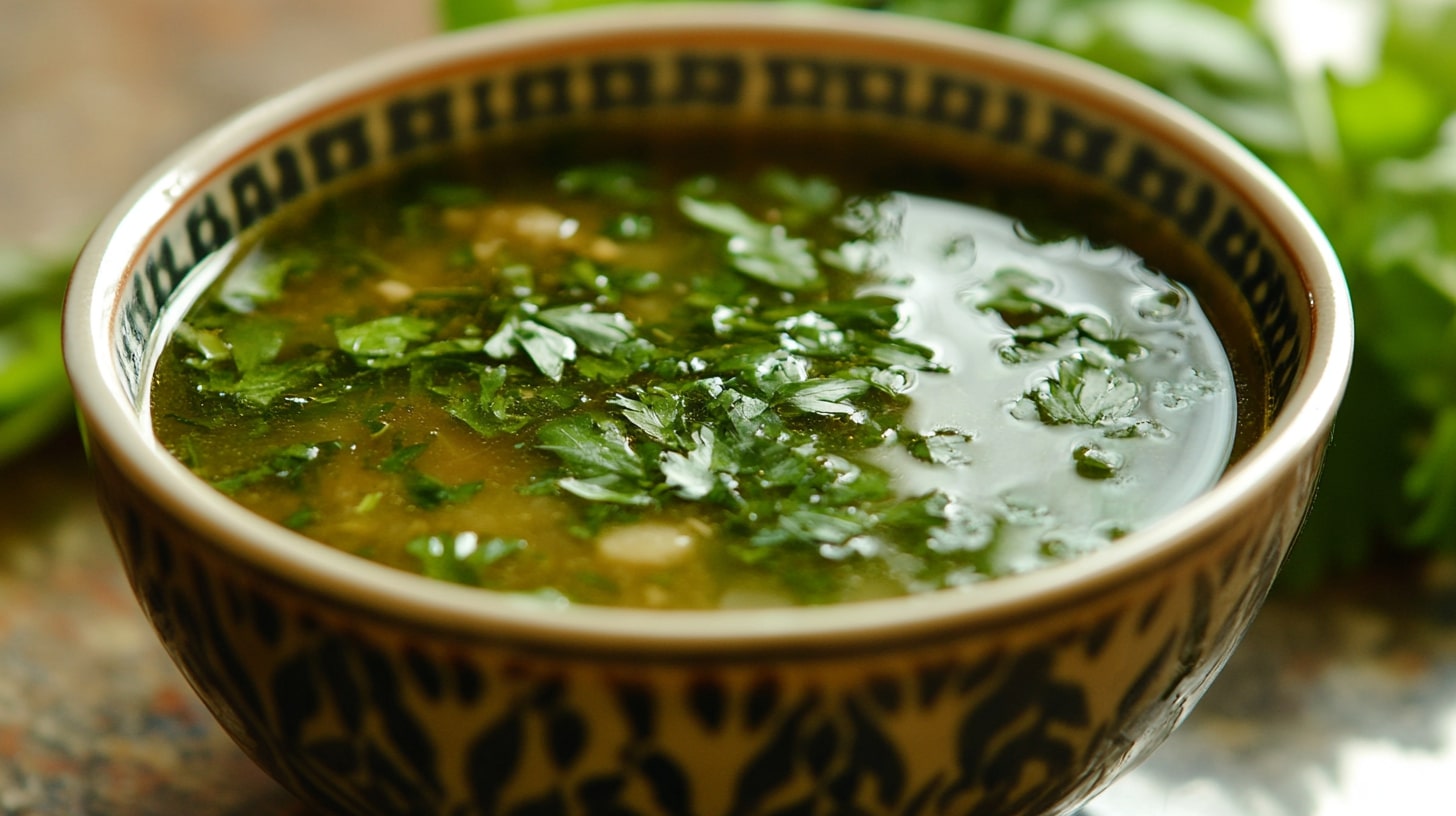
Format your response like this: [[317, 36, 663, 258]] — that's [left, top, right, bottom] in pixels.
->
[[441, 0, 1456, 587], [0, 249, 73, 462]]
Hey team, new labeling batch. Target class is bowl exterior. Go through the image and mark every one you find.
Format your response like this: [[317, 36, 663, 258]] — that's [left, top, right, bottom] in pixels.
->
[[66, 5, 1350, 816]]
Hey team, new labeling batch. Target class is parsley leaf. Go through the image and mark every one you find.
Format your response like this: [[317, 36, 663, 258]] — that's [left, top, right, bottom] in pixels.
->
[[216, 252, 312, 313], [406, 532, 526, 586], [775, 377, 872, 415], [484, 311, 575, 381], [1026, 356, 1142, 427], [203, 355, 330, 408], [485, 305, 642, 381], [909, 429, 976, 466], [536, 414, 646, 481], [336, 315, 437, 365], [660, 427, 719, 500], [534, 305, 637, 355], [679, 196, 822, 291], [610, 388, 684, 445], [213, 440, 341, 494], [557, 161, 658, 206], [377, 440, 484, 509]]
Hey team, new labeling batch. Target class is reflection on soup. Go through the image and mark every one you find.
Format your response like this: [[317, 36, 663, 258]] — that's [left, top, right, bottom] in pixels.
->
[[149, 133, 1240, 609]]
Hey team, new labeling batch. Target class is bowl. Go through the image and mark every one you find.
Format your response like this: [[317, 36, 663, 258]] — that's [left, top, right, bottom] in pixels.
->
[[63, 4, 1352, 815]]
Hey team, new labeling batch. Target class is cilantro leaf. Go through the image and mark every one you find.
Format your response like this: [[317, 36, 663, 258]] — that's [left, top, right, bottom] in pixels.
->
[[376, 439, 483, 509], [556, 161, 657, 206], [756, 168, 841, 226], [378, 442, 429, 473], [419, 361, 532, 437], [404, 471, 484, 509], [1073, 443, 1125, 479]]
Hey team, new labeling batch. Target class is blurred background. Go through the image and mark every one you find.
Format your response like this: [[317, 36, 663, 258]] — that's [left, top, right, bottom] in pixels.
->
[[2, 1, 1455, 814]]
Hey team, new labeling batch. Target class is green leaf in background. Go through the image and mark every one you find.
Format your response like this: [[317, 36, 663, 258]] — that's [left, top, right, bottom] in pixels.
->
[[439, 0, 879, 28], [0, 248, 74, 464], [439, 0, 667, 27], [437, 0, 1456, 587]]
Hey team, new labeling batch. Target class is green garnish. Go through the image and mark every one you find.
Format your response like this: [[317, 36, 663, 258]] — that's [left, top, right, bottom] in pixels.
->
[[678, 196, 823, 291], [406, 532, 527, 586], [212, 441, 342, 494], [0, 248, 75, 463]]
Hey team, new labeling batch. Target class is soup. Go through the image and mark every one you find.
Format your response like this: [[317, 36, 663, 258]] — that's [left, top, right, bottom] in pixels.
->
[[149, 131, 1241, 609]]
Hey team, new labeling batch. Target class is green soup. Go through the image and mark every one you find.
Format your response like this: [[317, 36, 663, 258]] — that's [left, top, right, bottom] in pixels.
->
[[149, 131, 1243, 609]]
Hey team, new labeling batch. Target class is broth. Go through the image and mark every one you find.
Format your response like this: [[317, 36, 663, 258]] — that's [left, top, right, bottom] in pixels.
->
[[149, 131, 1241, 608]]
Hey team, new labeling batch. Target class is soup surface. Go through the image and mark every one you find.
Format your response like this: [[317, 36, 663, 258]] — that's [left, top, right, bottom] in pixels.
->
[[150, 133, 1238, 608]]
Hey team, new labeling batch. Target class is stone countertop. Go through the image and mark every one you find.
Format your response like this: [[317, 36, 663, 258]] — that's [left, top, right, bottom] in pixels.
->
[[4, 2, 1455, 814]]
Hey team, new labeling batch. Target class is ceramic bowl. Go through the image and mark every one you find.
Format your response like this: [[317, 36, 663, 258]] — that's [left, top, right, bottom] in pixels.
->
[[63, 4, 1351, 815]]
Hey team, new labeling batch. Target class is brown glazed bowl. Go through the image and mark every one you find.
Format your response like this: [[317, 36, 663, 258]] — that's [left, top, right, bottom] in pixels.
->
[[63, 4, 1351, 815]]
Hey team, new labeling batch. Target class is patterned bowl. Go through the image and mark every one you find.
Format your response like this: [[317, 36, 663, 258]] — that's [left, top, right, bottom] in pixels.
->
[[63, 4, 1351, 815]]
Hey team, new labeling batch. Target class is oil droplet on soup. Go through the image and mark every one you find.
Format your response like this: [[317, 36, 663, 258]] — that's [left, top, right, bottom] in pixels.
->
[[149, 136, 1239, 609]]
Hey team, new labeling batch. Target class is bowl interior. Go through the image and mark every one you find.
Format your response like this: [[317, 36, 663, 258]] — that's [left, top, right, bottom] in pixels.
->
[[65, 4, 1350, 642]]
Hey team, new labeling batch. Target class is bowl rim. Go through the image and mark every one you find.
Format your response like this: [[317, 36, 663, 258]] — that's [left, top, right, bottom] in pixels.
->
[[63, 1, 1353, 657]]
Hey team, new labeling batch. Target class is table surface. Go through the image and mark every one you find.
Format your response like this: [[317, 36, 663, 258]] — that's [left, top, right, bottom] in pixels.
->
[[4, 3, 1455, 814]]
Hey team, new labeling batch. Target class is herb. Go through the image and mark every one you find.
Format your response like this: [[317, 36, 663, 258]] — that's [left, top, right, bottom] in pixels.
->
[[212, 441, 342, 494], [507, 179, 956, 597], [537, 414, 648, 482], [970, 267, 1143, 361], [756, 167, 842, 226], [406, 532, 526, 586], [200, 354, 331, 408], [415, 361, 533, 437], [557, 162, 658, 206], [909, 429, 976, 466], [0, 248, 75, 463], [1025, 356, 1142, 427], [1073, 443, 1125, 480], [484, 304, 643, 381], [336, 315, 437, 364], [679, 196, 823, 290], [217, 252, 313, 313], [377, 439, 484, 509]]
